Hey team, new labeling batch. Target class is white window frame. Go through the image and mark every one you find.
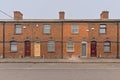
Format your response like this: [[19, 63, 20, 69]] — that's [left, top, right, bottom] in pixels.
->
[[100, 24, 106, 34], [44, 24, 51, 34], [67, 42, 74, 52], [48, 41, 55, 52], [104, 41, 111, 52], [72, 24, 78, 34], [15, 24, 22, 34], [10, 41, 17, 52]]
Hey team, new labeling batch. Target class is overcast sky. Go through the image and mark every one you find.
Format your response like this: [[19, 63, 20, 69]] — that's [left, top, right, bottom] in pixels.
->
[[0, 0, 119, 19]]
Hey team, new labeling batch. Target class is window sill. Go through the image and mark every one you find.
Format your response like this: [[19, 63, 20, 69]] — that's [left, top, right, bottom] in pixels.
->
[[10, 51, 18, 53], [14, 33, 22, 35], [71, 33, 79, 35], [48, 51, 55, 53], [104, 51, 111, 53], [67, 51, 74, 53], [99, 33, 106, 35], [43, 33, 51, 35]]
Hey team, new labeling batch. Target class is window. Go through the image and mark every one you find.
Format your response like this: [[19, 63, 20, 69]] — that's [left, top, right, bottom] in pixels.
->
[[72, 25, 78, 34], [104, 41, 111, 52], [44, 25, 50, 34], [48, 41, 55, 52], [67, 42, 74, 52], [100, 24, 106, 34], [10, 41, 17, 52], [15, 24, 22, 34]]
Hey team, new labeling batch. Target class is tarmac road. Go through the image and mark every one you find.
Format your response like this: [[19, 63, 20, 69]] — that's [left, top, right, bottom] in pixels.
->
[[0, 63, 120, 80]]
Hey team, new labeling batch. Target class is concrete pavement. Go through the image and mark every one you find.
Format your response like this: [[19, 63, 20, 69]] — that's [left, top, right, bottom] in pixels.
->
[[0, 58, 120, 63]]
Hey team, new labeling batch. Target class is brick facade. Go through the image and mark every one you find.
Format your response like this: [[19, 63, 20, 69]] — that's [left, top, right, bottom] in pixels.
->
[[0, 11, 120, 59]]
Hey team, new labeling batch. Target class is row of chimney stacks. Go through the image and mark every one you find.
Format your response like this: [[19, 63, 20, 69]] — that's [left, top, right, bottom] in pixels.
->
[[14, 11, 109, 20]]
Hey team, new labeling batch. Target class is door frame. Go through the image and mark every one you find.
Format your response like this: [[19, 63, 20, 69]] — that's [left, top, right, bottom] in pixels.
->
[[34, 42, 41, 57], [81, 42, 87, 57], [24, 41, 31, 57], [91, 41, 97, 57]]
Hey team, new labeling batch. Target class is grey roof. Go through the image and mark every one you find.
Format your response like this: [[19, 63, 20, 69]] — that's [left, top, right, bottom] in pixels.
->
[[0, 19, 120, 23]]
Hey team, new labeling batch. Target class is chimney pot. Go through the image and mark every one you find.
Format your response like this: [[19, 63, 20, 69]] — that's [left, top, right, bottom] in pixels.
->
[[100, 11, 109, 19], [14, 11, 23, 20], [59, 11, 65, 20]]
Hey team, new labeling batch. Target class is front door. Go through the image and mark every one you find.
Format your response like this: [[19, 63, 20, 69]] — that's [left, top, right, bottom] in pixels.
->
[[82, 43, 87, 56], [91, 41, 97, 57], [24, 41, 31, 57], [34, 42, 40, 57]]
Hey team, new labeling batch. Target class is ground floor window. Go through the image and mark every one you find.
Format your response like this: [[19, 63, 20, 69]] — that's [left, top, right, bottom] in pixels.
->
[[67, 42, 74, 52], [104, 41, 111, 52], [10, 41, 17, 52], [48, 41, 55, 52]]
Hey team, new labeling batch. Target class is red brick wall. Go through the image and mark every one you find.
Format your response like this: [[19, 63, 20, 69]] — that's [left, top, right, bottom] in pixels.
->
[[4, 22, 62, 58], [63, 23, 89, 58], [90, 23, 117, 58], [1, 20, 120, 59], [63, 22, 119, 58]]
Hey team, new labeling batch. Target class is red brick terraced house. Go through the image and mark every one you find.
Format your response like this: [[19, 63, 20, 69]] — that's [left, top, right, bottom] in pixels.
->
[[0, 11, 120, 59]]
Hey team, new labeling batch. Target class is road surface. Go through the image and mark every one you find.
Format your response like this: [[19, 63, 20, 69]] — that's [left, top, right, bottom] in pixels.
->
[[0, 63, 120, 80]]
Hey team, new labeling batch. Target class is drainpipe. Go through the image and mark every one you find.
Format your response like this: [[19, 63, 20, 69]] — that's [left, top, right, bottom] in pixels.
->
[[117, 22, 119, 58], [61, 21, 64, 59], [2, 22, 5, 58]]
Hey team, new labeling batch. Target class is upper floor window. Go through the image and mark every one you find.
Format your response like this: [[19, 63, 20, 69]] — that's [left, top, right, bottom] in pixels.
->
[[15, 24, 22, 34], [67, 42, 74, 52], [104, 41, 111, 52], [100, 24, 106, 34], [72, 25, 78, 34], [10, 41, 17, 52], [48, 41, 55, 52], [43, 24, 50, 34]]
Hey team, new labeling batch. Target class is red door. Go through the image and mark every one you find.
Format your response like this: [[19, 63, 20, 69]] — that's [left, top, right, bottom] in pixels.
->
[[24, 41, 31, 57], [91, 41, 97, 57]]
